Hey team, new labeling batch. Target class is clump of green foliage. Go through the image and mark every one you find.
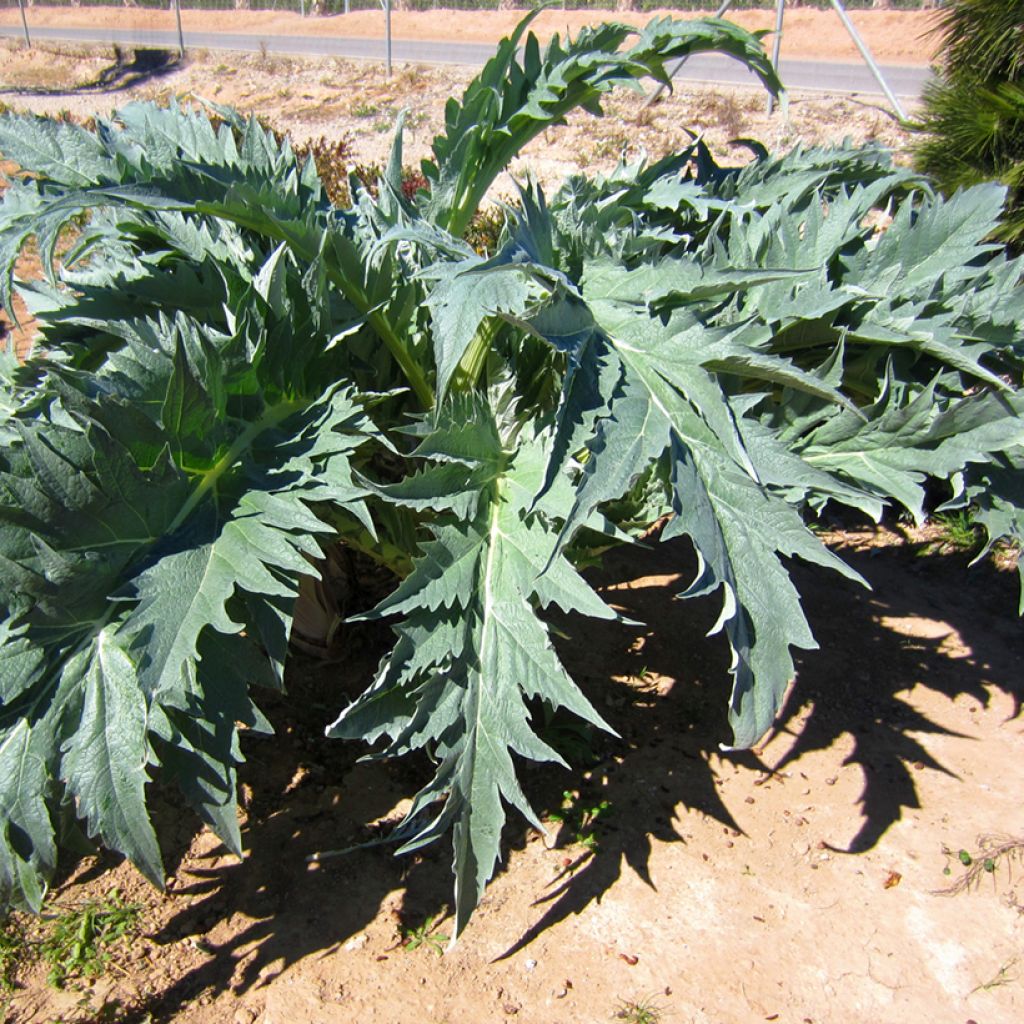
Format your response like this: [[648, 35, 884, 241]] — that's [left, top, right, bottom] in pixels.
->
[[40, 890, 140, 989], [614, 996, 664, 1024], [549, 790, 613, 852], [0, 889, 139, 993], [399, 912, 449, 955], [0, 12, 1022, 943], [913, 0, 1024, 245]]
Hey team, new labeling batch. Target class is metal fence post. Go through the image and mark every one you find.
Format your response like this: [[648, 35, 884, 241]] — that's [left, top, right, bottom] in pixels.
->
[[385, 0, 392, 77], [17, 0, 30, 49], [766, 0, 784, 115], [173, 0, 185, 58], [829, 0, 907, 120]]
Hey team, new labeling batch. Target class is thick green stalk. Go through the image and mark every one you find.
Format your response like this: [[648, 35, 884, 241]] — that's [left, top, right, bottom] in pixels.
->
[[451, 317, 503, 393]]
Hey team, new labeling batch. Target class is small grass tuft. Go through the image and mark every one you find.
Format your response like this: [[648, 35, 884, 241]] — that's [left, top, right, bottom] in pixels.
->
[[0, 918, 26, 992], [614, 996, 664, 1023], [930, 509, 981, 551]]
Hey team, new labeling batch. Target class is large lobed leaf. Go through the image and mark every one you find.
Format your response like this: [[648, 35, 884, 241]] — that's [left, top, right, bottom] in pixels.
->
[[0, 257, 375, 908], [329, 395, 618, 937]]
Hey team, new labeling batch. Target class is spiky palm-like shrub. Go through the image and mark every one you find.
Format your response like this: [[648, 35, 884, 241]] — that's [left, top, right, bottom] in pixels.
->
[[913, 0, 1024, 244]]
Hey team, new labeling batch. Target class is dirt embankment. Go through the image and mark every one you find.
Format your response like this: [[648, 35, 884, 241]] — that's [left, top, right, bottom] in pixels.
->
[[0, 5, 941, 65]]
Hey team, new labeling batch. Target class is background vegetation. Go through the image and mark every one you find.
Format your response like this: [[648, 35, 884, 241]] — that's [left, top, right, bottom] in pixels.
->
[[913, 0, 1024, 246]]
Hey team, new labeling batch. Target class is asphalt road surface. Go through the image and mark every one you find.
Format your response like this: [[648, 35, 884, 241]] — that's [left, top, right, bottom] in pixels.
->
[[0, 24, 932, 101]]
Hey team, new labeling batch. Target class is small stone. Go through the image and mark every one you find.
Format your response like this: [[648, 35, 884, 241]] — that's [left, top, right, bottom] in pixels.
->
[[524, 959, 537, 972], [234, 1009, 257, 1024]]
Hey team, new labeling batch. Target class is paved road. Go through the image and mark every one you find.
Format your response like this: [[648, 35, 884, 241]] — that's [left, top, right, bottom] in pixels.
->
[[0, 24, 932, 100]]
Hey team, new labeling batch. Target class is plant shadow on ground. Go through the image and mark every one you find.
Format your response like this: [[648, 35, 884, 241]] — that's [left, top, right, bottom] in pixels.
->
[[105, 529, 1022, 1018], [0, 47, 182, 98], [777, 528, 1023, 854], [500, 528, 1023, 954]]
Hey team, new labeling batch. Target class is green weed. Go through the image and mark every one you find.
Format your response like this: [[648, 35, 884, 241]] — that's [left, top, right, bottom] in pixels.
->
[[40, 889, 141, 989], [614, 996, 664, 1023], [400, 913, 448, 956], [938, 834, 1024, 895], [549, 790, 613, 852], [0, 918, 26, 991], [930, 509, 980, 551], [971, 956, 1019, 994]]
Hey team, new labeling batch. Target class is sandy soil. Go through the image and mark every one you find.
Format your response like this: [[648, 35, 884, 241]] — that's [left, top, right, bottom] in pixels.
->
[[0, 6, 942, 66], [1, 10, 1022, 1024]]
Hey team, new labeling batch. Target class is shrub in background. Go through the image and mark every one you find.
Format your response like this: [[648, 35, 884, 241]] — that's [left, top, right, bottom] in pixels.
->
[[913, 0, 1024, 245]]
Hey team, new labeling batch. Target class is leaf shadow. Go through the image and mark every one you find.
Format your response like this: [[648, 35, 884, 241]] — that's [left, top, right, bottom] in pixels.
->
[[774, 528, 1023, 854], [498, 536, 757, 959], [499, 527, 1023, 956]]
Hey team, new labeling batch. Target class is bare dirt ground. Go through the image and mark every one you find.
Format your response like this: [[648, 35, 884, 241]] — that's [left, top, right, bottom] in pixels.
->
[[1, 8, 1022, 1024]]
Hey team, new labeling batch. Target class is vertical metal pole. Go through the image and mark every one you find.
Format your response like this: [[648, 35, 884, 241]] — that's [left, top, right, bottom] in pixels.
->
[[344, 0, 349, 13], [17, 0, 30, 49], [642, 0, 734, 111], [385, 0, 392, 77], [766, 0, 784, 115], [300, 0, 306, 17], [829, 0, 907, 120], [173, 0, 185, 59]]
